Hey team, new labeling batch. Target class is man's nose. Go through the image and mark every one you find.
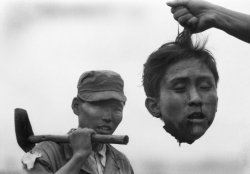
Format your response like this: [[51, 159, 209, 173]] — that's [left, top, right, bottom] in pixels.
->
[[188, 88, 202, 107], [102, 109, 112, 122]]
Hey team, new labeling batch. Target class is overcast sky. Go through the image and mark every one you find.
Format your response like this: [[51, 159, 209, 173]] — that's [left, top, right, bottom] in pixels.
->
[[1, 0, 250, 173]]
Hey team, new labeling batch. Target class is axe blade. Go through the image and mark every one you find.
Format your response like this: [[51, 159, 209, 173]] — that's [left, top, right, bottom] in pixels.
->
[[14, 108, 35, 152]]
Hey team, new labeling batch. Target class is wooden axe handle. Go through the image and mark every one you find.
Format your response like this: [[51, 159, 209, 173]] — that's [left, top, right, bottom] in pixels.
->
[[29, 134, 129, 145]]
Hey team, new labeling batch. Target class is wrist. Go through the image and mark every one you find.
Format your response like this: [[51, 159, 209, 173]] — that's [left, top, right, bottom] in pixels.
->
[[56, 152, 89, 173], [206, 4, 224, 29], [72, 151, 90, 161], [212, 5, 234, 31]]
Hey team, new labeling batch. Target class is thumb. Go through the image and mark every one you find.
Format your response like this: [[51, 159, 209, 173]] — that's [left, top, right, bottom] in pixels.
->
[[166, 0, 188, 8]]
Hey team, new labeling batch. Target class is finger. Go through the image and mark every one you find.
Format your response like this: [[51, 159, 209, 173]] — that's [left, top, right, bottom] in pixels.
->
[[84, 128, 96, 136], [177, 13, 194, 26], [172, 7, 190, 20], [185, 16, 199, 32], [78, 127, 96, 136], [166, 0, 188, 8], [69, 128, 94, 145], [70, 128, 93, 136], [171, 6, 186, 13], [187, 16, 198, 27]]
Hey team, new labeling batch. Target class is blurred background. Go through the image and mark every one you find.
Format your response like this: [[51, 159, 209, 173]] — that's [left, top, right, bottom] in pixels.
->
[[1, 0, 250, 173]]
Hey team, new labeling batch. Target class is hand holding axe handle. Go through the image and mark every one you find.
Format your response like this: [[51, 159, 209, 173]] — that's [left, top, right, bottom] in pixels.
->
[[14, 108, 129, 152]]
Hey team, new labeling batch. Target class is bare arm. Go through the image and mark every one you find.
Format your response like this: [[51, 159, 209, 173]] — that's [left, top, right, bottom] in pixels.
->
[[167, 0, 250, 43], [55, 128, 94, 174], [55, 154, 87, 174], [22, 128, 94, 174]]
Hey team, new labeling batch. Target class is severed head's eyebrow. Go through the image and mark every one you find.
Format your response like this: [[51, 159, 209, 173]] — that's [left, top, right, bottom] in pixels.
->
[[167, 74, 215, 84]]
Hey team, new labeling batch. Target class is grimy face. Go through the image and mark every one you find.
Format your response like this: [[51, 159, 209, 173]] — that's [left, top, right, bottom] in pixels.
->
[[77, 99, 124, 135], [159, 58, 218, 144]]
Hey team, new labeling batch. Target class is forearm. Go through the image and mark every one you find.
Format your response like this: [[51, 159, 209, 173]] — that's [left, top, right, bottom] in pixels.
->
[[55, 154, 87, 174], [213, 5, 250, 43]]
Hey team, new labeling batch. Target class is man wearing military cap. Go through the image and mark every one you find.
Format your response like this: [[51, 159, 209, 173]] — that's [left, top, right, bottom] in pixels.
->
[[22, 70, 134, 174]]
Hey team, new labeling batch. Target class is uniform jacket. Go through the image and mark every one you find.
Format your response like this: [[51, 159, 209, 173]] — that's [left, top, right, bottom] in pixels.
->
[[22, 141, 134, 174]]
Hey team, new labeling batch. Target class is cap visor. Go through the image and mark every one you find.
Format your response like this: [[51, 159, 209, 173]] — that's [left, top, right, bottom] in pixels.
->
[[78, 91, 126, 102]]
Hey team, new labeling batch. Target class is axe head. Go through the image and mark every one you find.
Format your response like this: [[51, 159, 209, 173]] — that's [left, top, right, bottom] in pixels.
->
[[15, 108, 35, 152]]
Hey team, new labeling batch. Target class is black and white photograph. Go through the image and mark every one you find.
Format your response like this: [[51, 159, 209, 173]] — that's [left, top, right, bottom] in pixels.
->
[[1, 0, 250, 173]]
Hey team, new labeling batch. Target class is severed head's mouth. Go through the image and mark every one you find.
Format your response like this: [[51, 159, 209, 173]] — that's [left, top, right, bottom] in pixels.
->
[[187, 112, 206, 120]]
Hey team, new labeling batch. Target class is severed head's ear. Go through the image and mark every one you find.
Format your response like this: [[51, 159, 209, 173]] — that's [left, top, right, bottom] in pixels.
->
[[71, 97, 80, 116], [145, 97, 161, 118]]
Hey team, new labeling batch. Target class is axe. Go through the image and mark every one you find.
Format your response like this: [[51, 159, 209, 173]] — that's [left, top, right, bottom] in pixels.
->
[[14, 108, 129, 152]]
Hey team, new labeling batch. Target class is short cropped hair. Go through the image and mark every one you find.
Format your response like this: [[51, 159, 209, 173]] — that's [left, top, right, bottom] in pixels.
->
[[142, 30, 219, 98]]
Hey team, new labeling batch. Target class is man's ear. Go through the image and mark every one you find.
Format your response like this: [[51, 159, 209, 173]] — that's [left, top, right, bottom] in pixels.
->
[[215, 96, 218, 113], [71, 97, 79, 116], [145, 97, 161, 118]]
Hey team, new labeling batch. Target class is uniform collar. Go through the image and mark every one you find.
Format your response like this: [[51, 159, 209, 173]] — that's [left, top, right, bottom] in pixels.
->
[[102, 144, 120, 174], [63, 143, 120, 174], [63, 129, 121, 174], [98, 144, 106, 167]]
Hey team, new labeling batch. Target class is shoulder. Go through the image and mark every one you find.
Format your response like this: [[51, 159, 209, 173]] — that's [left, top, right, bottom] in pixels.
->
[[24, 141, 66, 172], [32, 141, 63, 154], [107, 144, 134, 173], [107, 144, 128, 160], [30, 141, 64, 161]]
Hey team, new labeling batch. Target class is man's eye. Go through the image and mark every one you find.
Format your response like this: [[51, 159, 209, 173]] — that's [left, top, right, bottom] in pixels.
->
[[113, 107, 123, 113]]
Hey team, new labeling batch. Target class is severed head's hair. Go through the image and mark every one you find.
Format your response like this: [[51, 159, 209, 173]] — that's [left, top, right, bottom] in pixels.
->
[[142, 29, 219, 98]]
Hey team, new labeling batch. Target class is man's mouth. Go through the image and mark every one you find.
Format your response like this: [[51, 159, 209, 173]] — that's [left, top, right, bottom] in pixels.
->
[[97, 125, 112, 133]]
